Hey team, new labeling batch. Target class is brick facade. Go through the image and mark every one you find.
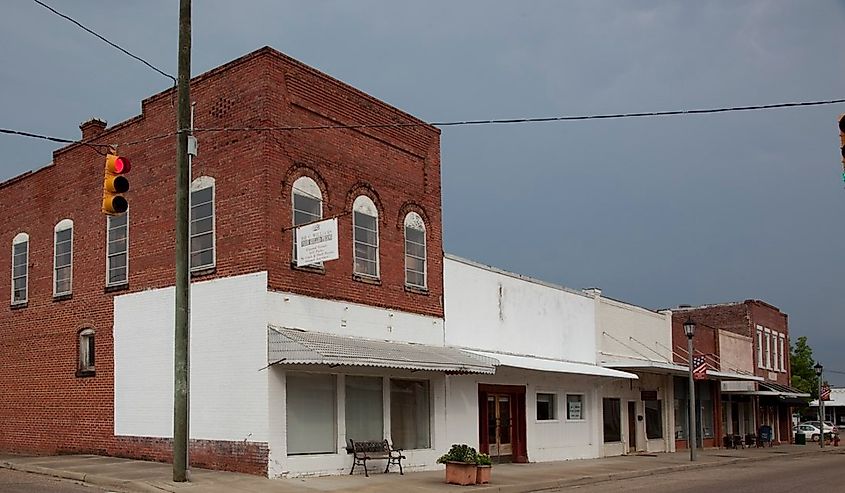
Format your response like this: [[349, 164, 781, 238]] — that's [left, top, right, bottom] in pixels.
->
[[0, 47, 441, 474]]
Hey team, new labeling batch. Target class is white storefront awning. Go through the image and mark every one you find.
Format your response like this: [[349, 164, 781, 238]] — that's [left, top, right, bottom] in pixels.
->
[[603, 360, 689, 375], [464, 349, 638, 380], [268, 326, 497, 374], [706, 369, 764, 382]]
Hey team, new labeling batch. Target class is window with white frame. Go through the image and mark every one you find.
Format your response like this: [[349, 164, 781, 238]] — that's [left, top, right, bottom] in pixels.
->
[[779, 335, 786, 372], [764, 329, 772, 369], [756, 326, 764, 369], [291, 177, 323, 266], [404, 212, 426, 289], [566, 394, 584, 420], [353, 195, 379, 278], [773, 331, 780, 371], [345, 376, 383, 441], [11, 233, 29, 304], [536, 393, 556, 420], [78, 328, 95, 375], [390, 379, 430, 450], [53, 219, 73, 296], [286, 372, 336, 455], [106, 212, 129, 286], [190, 177, 215, 271]]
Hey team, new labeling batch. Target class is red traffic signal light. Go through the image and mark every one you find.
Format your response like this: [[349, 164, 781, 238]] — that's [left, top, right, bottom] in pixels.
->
[[102, 153, 131, 215]]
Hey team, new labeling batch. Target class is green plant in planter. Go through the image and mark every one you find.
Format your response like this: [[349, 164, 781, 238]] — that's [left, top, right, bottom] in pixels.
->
[[476, 453, 492, 466], [437, 444, 478, 464]]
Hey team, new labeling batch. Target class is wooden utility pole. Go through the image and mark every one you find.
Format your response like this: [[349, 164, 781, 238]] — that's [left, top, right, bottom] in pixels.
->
[[174, 0, 191, 482]]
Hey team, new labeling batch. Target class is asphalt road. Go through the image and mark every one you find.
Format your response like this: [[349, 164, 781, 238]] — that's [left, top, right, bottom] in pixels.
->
[[0, 468, 109, 493], [559, 452, 844, 492]]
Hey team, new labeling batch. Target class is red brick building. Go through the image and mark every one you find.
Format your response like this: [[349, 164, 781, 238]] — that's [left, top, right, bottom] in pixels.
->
[[673, 301, 808, 447], [0, 47, 445, 475]]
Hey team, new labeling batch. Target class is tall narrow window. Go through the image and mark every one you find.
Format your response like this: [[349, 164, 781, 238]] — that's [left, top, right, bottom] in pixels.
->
[[54, 219, 73, 296], [11, 233, 29, 304], [404, 212, 426, 289], [779, 335, 786, 372], [353, 196, 378, 278], [645, 400, 663, 439], [346, 376, 383, 441], [106, 213, 129, 286], [390, 379, 430, 450], [771, 331, 779, 371], [292, 177, 323, 266], [602, 398, 621, 442], [190, 177, 215, 271], [286, 372, 336, 455], [764, 329, 771, 369], [78, 328, 95, 375], [756, 327, 764, 369]]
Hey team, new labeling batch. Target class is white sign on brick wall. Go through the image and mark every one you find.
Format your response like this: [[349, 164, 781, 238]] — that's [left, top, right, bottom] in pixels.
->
[[296, 218, 339, 266]]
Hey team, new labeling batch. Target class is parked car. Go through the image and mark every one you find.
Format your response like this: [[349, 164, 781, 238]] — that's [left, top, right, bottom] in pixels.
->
[[794, 423, 824, 442], [802, 421, 838, 435]]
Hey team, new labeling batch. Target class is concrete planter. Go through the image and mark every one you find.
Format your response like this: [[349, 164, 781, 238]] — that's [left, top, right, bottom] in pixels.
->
[[444, 462, 477, 485], [476, 465, 492, 484]]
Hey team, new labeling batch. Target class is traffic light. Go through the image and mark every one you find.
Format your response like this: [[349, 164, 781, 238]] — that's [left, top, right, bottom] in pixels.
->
[[102, 153, 131, 215], [839, 114, 845, 183]]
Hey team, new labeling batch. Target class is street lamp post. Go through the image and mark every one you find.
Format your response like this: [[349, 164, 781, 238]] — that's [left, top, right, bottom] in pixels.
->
[[684, 318, 697, 461], [815, 362, 824, 449]]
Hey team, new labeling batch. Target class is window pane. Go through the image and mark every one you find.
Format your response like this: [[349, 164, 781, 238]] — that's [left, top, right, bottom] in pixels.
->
[[602, 398, 621, 442], [13, 242, 27, 256], [345, 376, 383, 441], [13, 263, 27, 278], [405, 241, 425, 259], [405, 227, 424, 244], [293, 210, 317, 227], [191, 249, 214, 269], [56, 229, 72, 243], [287, 373, 336, 455], [406, 256, 425, 273], [55, 240, 72, 257], [108, 238, 127, 255], [191, 186, 212, 205], [191, 216, 213, 236], [355, 259, 377, 277], [109, 268, 127, 284], [354, 243, 377, 262], [390, 379, 430, 450], [536, 393, 556, 420], [56, 252, 72, 267], [354, 212, 376, 231], [566, 395, 584, 420], [109, 253, 127, 269], [405, 271, 424, 288], [354, 226, 377, 246], [645, 400, 663, 439], [191, 233, 213, 254], [55, 276, 71, 295]]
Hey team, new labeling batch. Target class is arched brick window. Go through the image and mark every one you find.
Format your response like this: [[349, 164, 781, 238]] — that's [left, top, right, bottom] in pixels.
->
[[352, 195, 379, 278], [403, 212, 426, 289]]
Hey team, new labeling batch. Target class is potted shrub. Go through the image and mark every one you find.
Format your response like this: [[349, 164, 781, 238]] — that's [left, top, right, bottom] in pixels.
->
[[437, 444, 478, 486], [475, 452, 492, 484]]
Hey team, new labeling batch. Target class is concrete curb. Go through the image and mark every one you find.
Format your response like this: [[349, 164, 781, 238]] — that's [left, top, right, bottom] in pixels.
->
[[3, 448, 843, 493]]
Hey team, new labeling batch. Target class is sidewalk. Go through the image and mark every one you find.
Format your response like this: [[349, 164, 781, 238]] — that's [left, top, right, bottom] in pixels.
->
[[2, 445, 842, 493]]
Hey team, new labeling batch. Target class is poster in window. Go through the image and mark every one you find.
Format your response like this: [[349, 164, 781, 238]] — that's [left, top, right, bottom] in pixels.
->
[[568, 396, 583, 420]]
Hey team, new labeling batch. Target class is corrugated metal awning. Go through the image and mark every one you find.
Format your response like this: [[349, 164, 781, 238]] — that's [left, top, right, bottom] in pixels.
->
[[465, 349, 638, 380], [603, 359, 689, 376], [267, 326, 497, 374]]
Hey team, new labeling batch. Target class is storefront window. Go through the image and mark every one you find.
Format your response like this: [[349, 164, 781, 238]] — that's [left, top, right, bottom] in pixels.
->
[[346, 376, 383, 441], [390, 379, 430, 450], [603, 398, 621, 442], [287, 372, 336, 455], [645, 400, 663, 439], [674, 377, 688, 439]]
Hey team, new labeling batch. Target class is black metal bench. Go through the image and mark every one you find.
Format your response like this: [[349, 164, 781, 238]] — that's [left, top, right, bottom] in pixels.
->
[[348, 439, 405, 477]]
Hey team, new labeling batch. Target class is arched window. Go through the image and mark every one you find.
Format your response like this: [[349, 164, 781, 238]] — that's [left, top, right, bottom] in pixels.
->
[[54, 219, 74, 296], [190, 176, 215, 271], [403, 212, 426, 289], [78, 328, 95, 375], [352, 195, 379, 278], [292, 176, 323, 266], [106, 211, 129, 286], [11, 232, 29, 304]]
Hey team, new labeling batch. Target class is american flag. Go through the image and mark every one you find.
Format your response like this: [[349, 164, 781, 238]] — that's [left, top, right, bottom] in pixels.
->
[[821, 384, 831, 401], [692, 355, 708, 380]]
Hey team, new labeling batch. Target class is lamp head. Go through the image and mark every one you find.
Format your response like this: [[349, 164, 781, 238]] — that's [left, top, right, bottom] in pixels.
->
[[814, 362, 823, 376], [683, 318, 696, 338]]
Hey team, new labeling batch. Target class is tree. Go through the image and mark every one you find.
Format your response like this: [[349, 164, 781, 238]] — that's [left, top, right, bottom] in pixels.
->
[[790, 336, 819, 399]]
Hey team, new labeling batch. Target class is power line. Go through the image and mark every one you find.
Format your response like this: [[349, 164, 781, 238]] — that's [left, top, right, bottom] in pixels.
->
[[4, 96, 845, 148], [31, 0, 176, 84]]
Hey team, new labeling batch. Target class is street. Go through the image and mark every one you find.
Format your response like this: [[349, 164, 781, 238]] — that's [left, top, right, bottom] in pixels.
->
[[0, 468, 108, 493], [559, 451, 844, 492]]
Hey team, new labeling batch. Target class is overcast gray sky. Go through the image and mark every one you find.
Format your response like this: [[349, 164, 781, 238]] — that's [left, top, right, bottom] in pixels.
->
[[2, 1, 844, 383]]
